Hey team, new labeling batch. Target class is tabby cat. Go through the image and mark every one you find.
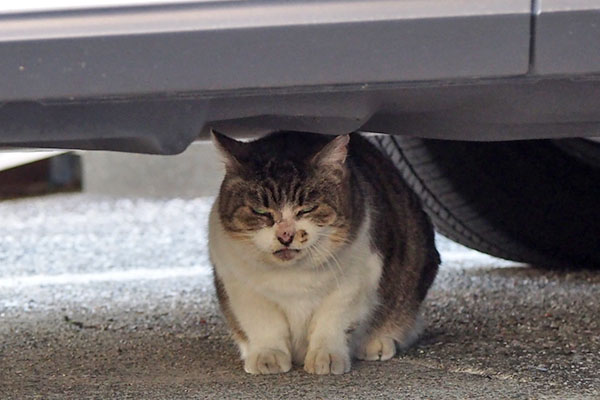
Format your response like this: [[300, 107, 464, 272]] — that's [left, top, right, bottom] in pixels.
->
[[209, 130, 439, 375]]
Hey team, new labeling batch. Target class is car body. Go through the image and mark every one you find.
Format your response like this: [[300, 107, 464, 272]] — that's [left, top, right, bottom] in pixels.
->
[[1, 0, 600, 153]]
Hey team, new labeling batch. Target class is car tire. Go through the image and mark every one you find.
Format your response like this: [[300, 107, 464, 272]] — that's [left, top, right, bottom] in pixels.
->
[[369, 135, 600, 269]]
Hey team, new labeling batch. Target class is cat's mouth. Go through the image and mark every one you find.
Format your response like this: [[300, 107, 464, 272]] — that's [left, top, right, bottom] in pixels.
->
[[273, 248, 301, 261]]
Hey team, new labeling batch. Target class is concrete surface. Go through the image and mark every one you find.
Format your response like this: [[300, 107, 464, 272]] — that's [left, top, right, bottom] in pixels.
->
[[82, 142, 223, 198], [0, 194, 598, 399]]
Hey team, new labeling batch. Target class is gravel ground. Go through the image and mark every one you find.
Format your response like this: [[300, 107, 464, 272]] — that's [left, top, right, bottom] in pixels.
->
[[0, 194, 598, 399]]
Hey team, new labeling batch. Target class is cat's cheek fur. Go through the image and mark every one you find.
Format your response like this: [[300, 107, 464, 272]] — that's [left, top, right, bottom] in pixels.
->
[[251, 226, 277, 253]]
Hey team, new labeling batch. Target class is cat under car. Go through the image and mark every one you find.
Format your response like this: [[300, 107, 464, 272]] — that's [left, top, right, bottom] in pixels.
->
[[209, 130, 440, 375]]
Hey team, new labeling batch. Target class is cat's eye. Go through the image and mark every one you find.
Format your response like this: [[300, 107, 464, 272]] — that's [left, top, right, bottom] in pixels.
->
[[251, 207, 271, 216], [296, 205, 318, 217]]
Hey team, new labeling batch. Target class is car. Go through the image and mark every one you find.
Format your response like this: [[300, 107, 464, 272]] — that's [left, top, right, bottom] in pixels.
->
[[1, 0, 598, 269]]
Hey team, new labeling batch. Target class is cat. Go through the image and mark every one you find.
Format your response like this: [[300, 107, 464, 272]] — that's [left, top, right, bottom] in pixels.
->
[[208, 130, 440, 375]]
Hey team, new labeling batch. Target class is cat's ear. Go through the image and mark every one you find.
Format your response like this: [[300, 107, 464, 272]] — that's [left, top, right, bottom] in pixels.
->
[[211, 129, 245, 173], [311, 134, 349, 171]]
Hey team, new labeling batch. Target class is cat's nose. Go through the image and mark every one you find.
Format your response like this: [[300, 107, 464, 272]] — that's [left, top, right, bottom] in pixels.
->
[[277, 231, 295, 246], [276, 221, 295, 246]]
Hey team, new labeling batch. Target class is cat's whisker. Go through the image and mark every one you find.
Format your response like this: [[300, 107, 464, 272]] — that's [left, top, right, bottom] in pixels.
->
[[312, 244, 342, 290], [315, 231, 352, 245], [325, 251, 346, 292], [312, 241, 345, 290], [307, 241, 326, 265], [309, 246, 325, 269], [305, 246, 320, 272]]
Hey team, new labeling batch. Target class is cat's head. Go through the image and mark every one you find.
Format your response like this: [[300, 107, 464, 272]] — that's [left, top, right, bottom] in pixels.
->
[[213, 130, 354, 266]]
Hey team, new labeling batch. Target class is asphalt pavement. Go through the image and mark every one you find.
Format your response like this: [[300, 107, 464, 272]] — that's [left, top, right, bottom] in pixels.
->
[[0, 194, 598, 399]]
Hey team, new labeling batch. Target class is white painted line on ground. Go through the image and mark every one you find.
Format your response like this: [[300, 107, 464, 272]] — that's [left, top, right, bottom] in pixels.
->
[[0, 249, 518, 290], [442, 251, 507, 262], [0, 266, 212, 289]]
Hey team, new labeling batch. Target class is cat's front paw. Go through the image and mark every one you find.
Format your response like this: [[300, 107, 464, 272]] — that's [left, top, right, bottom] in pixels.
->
[[304, 346, 351, 375], [356, 336, 396, 361], [244, 348, 292, 375]]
